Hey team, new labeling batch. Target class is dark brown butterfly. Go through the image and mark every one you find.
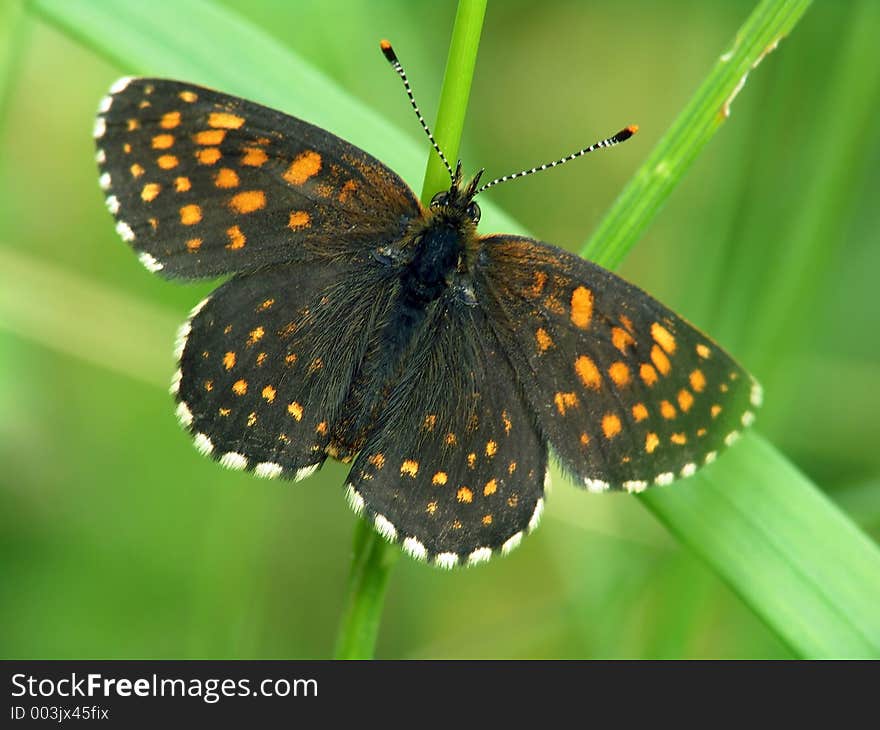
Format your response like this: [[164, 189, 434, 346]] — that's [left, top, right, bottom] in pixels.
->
[[95, 42, 760, 568]]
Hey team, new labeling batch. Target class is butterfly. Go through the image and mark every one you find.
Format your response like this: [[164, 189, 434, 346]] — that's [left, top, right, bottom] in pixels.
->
[[94, 41, 761, 568]]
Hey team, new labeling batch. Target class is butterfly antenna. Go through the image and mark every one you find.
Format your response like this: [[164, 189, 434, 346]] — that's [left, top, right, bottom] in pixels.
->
[[381, 39, 455, 180], [475, 125, 639, 195]]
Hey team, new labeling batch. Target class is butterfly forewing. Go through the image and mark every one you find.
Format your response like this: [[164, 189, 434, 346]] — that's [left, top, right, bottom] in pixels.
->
[[174, 261, 396, 478], [96, 78, 421, 278], [345, 294, 547, 567], [477, 235, 762, 492]]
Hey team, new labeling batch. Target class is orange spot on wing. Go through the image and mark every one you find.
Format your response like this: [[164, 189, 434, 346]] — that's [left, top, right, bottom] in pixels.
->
[[316, 421, 328, 436], [645, 432, 660, 453], [246, 326, 264, 345], [141, 183, 160, 202], [640, 363, 658, 386], [611, 326, 635, 354], [179, 90, 198, 103], [226, 225, 246, 250], [554, 391, 579, 415], [690, 369, 707, 393], [194, 129, 226, 145], [677, 389, 694, 413], [632, 403, 649, 422], [126, 119, 140, 132], [229, 190, 266, 214], [179, 204, 202, 225], [223, 352, 236, 370], [602, 413, 622, 439], [660, 400, 677, 419], [283, 150, 322, 185], [651, 323, 677, 354], [484, 479, 498, 496], [368, 453, 385, 469], [186, 237, 202, 252], [535, 327, 553, 352], [232, 379, 248, 395], [151, 134, 175, 149], [130, 163, 145, 177], [432, 471, 447, 486], [160, 111, 181, 129], [338, 179, 358, 202], [157, 154, 178, 170], [696, 343, 711, 359], [457, 487, 474, 503], [570, 286, 594, 329], [608, 361, 631, 387], [400, 459, 419, 477], [287, 401, 303, 420], [671, 432, 687, 445], [208, 112, 245, 129], [426, 501, 438, 515], [579, 432, 590, 446], [262, 385, 276, 402], [485, 440, 498, 457], [214, 168, 239, 188], [651, 345, 671, 376], [241, 146, 268, 166], [711, 404, 722, 418], [526, 271, 547, 298], [196, 147, 222, 165], [287, 210, 311, 230], [575, 355, 601, 390], [174, 176, 191, 192]]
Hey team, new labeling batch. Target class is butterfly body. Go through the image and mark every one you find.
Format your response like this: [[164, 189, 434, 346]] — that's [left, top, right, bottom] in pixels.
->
[[96, 76, 760, 567]]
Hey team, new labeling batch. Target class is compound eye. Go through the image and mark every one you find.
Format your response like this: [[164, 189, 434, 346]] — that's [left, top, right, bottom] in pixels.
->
[[430, 191, 448, 208], [466, 202, 481, 223]]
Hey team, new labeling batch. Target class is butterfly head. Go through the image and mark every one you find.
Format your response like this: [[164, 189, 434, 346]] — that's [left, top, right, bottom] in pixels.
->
[[429, 161, 483, 226]]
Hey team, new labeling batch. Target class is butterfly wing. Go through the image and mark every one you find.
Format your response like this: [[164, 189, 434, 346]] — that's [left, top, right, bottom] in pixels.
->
[[476, 235, 761, 492], [96, 78, 422, 278], [174, 260, 395, 478], [344, 294, 547, 567]]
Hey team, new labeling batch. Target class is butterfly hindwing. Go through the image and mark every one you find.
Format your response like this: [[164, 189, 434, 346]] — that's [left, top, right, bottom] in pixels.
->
[[96, 78, 422, 278], [477, 235, 762, 492], [174, 260, 396, 478], [345, 294, 547, 567]]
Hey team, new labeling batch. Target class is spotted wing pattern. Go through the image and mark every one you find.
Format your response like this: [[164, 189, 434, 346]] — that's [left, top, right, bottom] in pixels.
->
[[477, 235, 762, 493], [95, 77, 421, 278], [173, 261, 395, 479], [344, 294, 547, 567]]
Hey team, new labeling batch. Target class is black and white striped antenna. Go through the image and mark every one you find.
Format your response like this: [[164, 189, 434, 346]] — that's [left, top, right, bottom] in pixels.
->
[[381, 40, 455, 180], [474, 125, 638, 195]]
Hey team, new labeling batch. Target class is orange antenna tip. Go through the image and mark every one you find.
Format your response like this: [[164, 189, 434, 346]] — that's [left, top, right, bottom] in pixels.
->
[[627, 124, 639, 134], [379, 39, 398, 64]]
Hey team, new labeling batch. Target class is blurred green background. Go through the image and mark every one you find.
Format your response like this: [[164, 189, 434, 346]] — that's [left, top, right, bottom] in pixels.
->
[[1, 0, 878, 659]]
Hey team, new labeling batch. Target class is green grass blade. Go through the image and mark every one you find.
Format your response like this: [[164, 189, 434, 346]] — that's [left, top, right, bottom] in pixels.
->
[[641, 433, 880, 658], [582, 0, 813, 271], [29, 0, 880, 658], [421, 0, 487, 199], [335, 0, 487, 659]]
